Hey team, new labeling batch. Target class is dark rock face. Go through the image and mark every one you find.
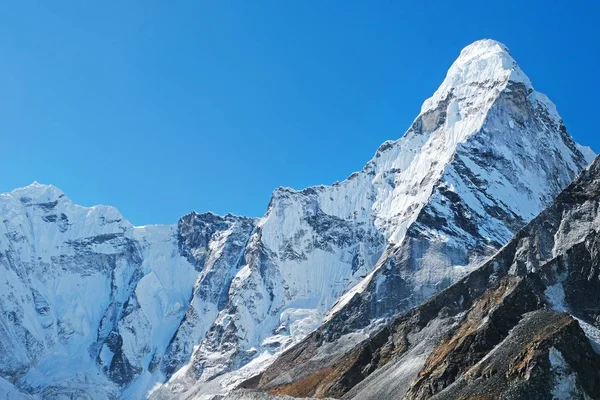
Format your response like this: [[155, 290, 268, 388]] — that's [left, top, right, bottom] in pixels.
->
[[250, 155, 600, 400], [103, 331, 140, 386], [177, 212, 256, 307], [426, 310, 600, 400], [405, 276, 543, 399]]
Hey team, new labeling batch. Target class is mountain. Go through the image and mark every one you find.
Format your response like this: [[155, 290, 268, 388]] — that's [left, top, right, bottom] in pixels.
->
[[251, 152, 600, 400], [0, 184, 255, 398], [155, 39, 594, 398], [0, 39, 594, 399]]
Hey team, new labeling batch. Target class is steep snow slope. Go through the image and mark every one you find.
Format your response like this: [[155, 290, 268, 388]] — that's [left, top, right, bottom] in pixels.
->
[[0, 183, 255, 398], [156, 39, 594, 398]]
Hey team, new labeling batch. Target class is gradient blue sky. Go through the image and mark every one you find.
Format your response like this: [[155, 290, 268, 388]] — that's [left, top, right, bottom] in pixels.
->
[[1, 1, 599, 225]]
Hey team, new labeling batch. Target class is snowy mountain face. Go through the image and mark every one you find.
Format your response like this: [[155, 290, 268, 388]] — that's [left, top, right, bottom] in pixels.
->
[[322, 39, 595, 331], [0, 39, 595, 399], [0, 185, 255, 398], [253, 154, 600, 400]]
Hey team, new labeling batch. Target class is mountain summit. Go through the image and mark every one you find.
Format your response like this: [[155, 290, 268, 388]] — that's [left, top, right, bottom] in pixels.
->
[[0, 40, 594, 399], [425, 39, 531, 111], [321, 37, 594, 327], [156, 39, 594, 398]]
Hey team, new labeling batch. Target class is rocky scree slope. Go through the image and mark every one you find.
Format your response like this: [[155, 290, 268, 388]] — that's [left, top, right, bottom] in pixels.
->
[[251, 154, 600, 399]]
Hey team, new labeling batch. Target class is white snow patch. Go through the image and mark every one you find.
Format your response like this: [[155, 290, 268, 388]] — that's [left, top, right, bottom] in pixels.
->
[[545, 283, 568, 312], [549, 347, 582, 400], [574, 317, 600, 355]]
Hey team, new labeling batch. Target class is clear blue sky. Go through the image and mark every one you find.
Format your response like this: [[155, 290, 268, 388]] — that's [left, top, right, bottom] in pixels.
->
[[1, 1, 599, 225]]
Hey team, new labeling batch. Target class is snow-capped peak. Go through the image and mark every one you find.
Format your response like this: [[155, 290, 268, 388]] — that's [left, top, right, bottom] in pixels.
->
[[422, 39, 530, 114], [7, 181, 65, 203]]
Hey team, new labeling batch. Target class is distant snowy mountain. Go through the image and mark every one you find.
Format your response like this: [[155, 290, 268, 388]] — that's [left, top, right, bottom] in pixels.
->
[[0, 39, 594, 399], [0, 184, 255, 398]]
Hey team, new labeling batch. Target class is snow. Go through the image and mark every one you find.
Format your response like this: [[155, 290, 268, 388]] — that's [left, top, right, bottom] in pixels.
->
[[325, 38, 592, 322], [0, 185, 254, 398], [325, 40, 527, 319], [278, 308, 322, 340], [545, 283, 568, 312], [549, 347, 581, 400], [545, 281, 600, 355], [0, 376, 33, 400], [574, 318, 600, 355], [421, 39, 530, 114]]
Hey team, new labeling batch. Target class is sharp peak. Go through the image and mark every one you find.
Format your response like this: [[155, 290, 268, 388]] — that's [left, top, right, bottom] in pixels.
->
[[459, 39, 511, 58], [8, 181, 66, 203], [21, 181, 56, 189], [421, 39, 532, 114]]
